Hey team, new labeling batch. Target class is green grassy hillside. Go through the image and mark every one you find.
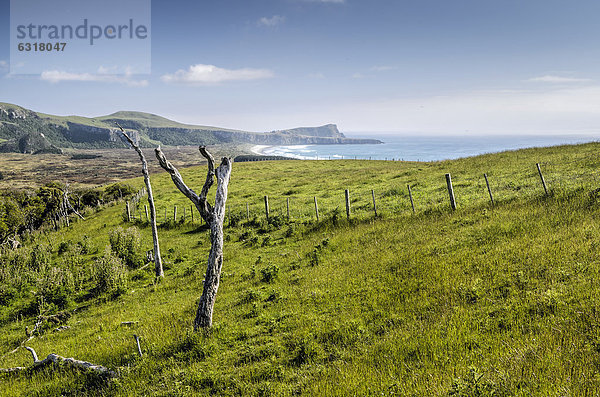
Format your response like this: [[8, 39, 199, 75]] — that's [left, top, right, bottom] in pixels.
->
[[2, 142, 600, 395]]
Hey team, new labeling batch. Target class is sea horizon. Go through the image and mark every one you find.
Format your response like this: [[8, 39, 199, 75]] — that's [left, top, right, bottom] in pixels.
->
[[251, 133, 600, 162]]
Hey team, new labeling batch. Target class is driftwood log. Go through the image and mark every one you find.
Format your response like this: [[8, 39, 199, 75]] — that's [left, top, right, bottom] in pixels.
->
[[0, 347, 116, 377], [118, 124, 164, 278], [155, 146, 232, 329]]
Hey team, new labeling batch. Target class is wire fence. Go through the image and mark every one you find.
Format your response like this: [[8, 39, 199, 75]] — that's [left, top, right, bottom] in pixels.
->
[[122, 160, 600, 228]]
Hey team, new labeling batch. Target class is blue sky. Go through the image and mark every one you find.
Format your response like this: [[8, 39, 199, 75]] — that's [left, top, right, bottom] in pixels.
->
[[1, 0, 600, 134]]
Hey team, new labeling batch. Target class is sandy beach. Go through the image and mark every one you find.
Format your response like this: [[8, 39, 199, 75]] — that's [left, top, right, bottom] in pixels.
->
[[250, 145, 271, 155]]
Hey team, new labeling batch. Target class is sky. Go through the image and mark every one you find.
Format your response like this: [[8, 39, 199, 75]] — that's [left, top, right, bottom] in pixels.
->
[[1, 0, 600, 135]]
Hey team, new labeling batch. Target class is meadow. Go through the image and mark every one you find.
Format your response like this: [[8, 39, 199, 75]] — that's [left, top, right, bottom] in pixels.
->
[[1, 142, 600, 395]]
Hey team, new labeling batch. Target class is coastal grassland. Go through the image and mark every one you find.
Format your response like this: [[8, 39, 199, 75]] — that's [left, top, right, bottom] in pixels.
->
[[1, 142, 600, 395]]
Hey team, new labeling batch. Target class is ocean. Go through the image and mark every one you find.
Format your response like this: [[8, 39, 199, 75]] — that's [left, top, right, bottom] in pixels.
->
[[256, 134, 599, 162]]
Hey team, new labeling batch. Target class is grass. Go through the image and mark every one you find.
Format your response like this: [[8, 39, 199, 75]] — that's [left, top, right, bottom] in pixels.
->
[[1, 142, 600, 395]]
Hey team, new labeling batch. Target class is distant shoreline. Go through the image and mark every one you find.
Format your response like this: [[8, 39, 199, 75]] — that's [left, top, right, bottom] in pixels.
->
[[250, 145, 271, 156]]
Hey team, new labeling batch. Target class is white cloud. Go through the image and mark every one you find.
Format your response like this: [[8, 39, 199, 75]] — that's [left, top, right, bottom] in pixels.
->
[[370, 66, 397, 72], [258, 15, 285, 27], [161, 64, 274, 85], [40, 67, 148, 86], [526, 75, 592, 83]]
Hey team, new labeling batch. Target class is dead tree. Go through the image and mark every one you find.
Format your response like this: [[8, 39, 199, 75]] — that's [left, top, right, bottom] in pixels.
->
[[61, 184, 85, 226], [117, 124, 164, 278], [155, 146, 232, 329]]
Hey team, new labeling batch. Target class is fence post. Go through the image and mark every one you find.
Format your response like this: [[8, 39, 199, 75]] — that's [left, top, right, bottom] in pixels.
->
[[345, 189, 351, 219], [536, 163, 549, 195], [445, 173, 457, 210], [126, 202, 131, 222], [371, 189, 378, 217], [264, 196, 270, 221], [484, 173, 495, 205], [287, 197, 290, 221], [314, 197, 320, 221], [145, 205, 149, 222], [407, 185, 415, 213], [174, 206, 177, 221]]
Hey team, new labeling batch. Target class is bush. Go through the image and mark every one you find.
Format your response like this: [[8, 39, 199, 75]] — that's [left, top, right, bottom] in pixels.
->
[[57, 241, 71, 255], [80, 189, 103, 207], [36, 266, 75, 310], [93, 248, 128, 296], [109, 227, 144, 268], [104, 183, 136, 201], [30, 244, 51, 270], [260, 264, 280, 283]]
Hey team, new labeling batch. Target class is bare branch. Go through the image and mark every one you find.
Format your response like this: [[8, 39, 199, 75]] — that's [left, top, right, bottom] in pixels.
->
[[62, 184, 85, 220], [155, 146, 213, 220], [198, 146, 215, 200], [25, 346, 38, 363]]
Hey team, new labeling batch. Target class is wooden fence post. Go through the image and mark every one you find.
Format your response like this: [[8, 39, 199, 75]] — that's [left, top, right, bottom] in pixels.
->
[[484, 173, 494, 205], [264, 196, 270, 221], [126, 202, 131, 222], [407, 185, 415, 213], [536, 163, 548, 195], [287, 197, 290, 220], [314, 197, 320, 221], [345, 189, 351, 219], [173, 206, 177, 221], [371, 189, 378, 217], [445, 173, 457, 210]]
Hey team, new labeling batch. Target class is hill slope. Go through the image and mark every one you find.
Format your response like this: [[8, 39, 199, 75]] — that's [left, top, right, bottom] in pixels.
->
[[0, 103, 382, 153], [1, 142, 600, 395]]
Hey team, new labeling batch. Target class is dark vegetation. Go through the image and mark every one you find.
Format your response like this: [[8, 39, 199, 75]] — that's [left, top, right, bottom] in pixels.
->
[[0, 182, 136, 246], [234, 155, 294, 162]]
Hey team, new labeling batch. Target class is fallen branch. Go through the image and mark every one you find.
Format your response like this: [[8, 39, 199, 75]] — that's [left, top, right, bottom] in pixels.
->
[[1, 311, 70, 360], [0, 347, 117, 377]]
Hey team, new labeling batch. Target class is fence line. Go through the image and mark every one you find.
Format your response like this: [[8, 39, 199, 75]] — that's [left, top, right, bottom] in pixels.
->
[[121, 162, 580, 228]]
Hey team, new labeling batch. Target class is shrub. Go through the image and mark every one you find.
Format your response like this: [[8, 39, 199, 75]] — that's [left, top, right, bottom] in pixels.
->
[[93, 248, 128, 296], [57, 241, 71, 255], [104, 183, 136, 201], [109, 227, 144, 268], [36, 266, 75, 310], [80, 189, 103, 207], [260, 264, 280, 283], [29, 244, 51, 270]]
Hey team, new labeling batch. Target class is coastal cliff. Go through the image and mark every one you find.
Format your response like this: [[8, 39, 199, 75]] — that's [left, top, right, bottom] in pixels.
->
[[0, 103, 382, 153]]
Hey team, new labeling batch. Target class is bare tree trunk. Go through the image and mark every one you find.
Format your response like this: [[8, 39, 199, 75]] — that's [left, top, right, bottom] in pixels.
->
[[118, 125, 164, 278], [155, 146, 232, 329], [62, 184, 85, 221]]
